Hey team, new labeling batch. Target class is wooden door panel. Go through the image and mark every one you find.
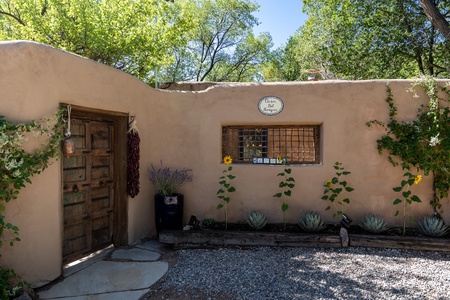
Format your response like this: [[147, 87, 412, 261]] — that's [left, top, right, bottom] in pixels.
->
[[91, 214, 113, 249], [91, 122, 112, 150], [63, 222, 89, 258], [63, 117, 115, 263], [63, 156, 87, 182], [63, 191, 88, 219]]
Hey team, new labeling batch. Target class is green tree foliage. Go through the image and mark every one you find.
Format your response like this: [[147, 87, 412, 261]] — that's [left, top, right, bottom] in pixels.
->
[[0, 0, 198, 83], [159, 0, 272, 82], [264, 0, 449, 81]]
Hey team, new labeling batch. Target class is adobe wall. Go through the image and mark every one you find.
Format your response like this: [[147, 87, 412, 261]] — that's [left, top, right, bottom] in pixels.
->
[[0, 41, 448, 286]]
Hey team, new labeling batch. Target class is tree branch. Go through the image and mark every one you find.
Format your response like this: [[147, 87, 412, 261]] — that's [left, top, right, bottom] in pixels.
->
[[419, 0, 450, 39]]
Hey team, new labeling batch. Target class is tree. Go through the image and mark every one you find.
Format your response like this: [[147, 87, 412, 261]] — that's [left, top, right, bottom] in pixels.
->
[[159, 0, 272, 82], [419, 0, 450, 41], [0, 0, 198, 83], [264, 0, 449, 81]]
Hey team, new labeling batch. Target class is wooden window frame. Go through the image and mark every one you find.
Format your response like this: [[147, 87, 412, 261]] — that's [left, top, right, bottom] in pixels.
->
[[222, 125, 321, 165]]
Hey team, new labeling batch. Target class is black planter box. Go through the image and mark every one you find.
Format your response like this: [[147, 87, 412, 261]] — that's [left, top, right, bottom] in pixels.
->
[[154, 193, 184, 234]]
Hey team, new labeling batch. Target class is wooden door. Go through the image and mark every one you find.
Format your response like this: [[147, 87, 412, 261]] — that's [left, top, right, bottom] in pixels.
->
[[62, 117, 115, 263]]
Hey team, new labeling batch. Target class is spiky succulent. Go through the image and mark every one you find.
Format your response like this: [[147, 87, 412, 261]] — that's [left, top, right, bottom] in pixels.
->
[[298, 211, 327, 233], [245, 211, 268, 230], [417, 216, 450, 237], [359, 215, 389, 234]]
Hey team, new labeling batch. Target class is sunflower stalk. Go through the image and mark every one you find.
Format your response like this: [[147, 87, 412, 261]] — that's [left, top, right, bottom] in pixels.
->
[[273, 156, 295, 229], [393, 171, 422, 236], [217, 156, 236, 229]]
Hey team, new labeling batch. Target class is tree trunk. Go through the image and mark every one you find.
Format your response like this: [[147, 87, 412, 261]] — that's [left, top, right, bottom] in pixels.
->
[[419, 0, 450, 40]]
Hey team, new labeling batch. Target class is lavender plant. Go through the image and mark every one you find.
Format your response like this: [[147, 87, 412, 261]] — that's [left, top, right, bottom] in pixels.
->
[[148, 161, 193, 196]]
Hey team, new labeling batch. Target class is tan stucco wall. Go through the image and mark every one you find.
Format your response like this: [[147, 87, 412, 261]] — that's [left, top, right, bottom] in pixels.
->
[[0, 41, 449, 286]]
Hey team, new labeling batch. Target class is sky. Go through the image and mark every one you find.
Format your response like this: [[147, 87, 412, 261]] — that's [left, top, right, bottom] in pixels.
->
[[252, 0, 308, 49]]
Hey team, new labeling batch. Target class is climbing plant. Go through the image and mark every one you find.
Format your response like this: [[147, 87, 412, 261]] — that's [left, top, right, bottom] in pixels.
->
[[0, 107, 66, 249], [367, 76, 450, 211]]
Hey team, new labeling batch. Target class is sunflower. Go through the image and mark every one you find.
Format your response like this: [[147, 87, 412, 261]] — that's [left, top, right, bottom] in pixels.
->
[[414, 175, 422, 185], [325, 180, 332, 187], [223, 155, 233, 165]]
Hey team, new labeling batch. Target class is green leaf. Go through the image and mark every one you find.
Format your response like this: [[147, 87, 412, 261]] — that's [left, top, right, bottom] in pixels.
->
[[401, 180, 407, 187], [273, 193, 282, 198], [277, 172, 285, 176], [342, 171, 351, 175], [286, 177, 295, 182], [343, 198, 350, 204], [321, 195, 328, 200], [287, 183, 295, 188], [285, 169, 292, 174], [393, 198, 402, 205], [402, 191, 411, 198], [281, 203, 289, 212], [392, 187, 402, 192], [227, 187, 236, 193], [340, 181, 347, 187], [325, 206, 331, 210], [217, 204, 223, 209], [394, 211, 399, 216], [345, 187, 354, 192], [411, 195, 422, 202], [227, 175, 236, 180], [284, 190, 292, 197], [216, 189, 225, 195]]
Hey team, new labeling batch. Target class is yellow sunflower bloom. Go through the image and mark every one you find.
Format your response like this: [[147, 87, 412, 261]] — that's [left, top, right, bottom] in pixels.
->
[[223, 155, 233, 165], [325, 180, 332, 187], [277, 154, 282, 163], [414, 175, 422, 185]]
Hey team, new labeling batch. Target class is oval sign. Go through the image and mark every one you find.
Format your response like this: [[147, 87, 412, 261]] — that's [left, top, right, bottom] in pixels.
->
[[258, 96, 284, 116]]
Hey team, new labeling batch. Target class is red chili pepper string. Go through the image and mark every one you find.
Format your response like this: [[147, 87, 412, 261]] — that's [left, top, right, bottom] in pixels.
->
[[127, 118, 140, 198]]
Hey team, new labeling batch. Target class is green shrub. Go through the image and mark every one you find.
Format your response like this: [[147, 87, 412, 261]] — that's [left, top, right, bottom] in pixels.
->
[[417, 216, 450, 237], [245, 211, 268, 230], [359, 215, 389, 234], [0, 267, 30, 299], [298, 211, 327, 233]]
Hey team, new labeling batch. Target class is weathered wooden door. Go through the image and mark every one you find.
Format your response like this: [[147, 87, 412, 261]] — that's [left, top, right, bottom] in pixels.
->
[[62, 116, 116, 263]]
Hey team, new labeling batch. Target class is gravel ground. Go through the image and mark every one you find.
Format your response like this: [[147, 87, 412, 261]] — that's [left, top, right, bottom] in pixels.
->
[[142, 246, 450, 300]]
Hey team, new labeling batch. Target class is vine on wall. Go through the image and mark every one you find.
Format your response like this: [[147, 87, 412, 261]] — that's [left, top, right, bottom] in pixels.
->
[[367, 77, 450, 212], [0, 107, 66, 249]]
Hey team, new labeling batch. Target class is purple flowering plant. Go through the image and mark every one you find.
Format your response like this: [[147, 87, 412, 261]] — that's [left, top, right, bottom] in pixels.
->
[[149, 161, 193, 196]]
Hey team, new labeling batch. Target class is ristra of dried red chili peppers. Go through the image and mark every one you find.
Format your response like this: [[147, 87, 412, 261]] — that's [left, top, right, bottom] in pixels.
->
[[127, 117, 140, 198]]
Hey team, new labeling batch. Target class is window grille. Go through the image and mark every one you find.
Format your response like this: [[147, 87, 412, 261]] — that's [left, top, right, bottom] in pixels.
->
[[222, 125, 320, 164]]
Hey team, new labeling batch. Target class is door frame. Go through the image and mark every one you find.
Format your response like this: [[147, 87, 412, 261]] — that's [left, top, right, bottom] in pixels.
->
[[61, 103, 129, 253]]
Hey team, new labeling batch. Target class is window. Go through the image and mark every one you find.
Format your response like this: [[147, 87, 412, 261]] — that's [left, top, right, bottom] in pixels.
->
[[222, 125, 321, 164]]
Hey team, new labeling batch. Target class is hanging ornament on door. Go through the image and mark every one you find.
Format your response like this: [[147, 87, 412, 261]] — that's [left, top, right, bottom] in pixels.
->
[[63, 105, 75, 157], [127, 116, 140, 198]]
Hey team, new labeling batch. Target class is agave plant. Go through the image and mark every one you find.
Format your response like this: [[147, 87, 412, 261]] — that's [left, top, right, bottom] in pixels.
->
[[417, 216, 450, 237], [298, 211, 327, 233], [245, 211, 268, 230], [359, 215, 389, 234]]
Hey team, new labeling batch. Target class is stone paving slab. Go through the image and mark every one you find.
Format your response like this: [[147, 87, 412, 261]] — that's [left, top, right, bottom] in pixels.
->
[[111, 248, 161, 261], [38, 240, 169, 300], [50, 290, 148, 300], [39, 260, 168, 299], [134, 239, 167, 253]]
